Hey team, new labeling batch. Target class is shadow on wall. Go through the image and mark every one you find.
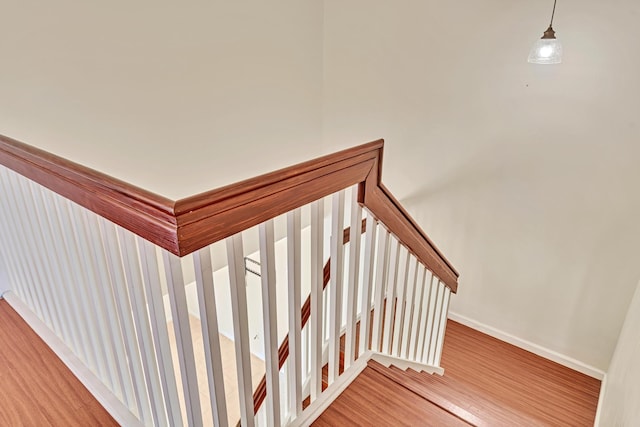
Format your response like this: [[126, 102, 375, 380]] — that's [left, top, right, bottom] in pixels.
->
[[397, 136, 640, 370]]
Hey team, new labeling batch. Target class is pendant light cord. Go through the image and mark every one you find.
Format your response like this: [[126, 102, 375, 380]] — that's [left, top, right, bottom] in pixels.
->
[[549, 0, 557, 27]]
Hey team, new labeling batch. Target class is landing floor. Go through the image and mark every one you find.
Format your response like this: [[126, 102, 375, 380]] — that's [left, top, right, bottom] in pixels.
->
[[315, 320, 602, 426], [0, 299, 117, 426]]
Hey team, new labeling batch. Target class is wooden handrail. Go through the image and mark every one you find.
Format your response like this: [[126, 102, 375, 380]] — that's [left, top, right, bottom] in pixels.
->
[[0, 134, 457, 290]]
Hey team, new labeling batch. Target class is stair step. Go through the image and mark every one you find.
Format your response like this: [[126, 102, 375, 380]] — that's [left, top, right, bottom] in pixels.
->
[[369, 360, 542, 426]]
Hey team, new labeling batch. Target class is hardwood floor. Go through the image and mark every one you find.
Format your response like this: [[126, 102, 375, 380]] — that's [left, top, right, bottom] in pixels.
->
[[0, 300, 117, 426], [315, 320, 602, 426], [438, 320, 601, 426], [0, 297, 602, 426], [313, 366, 469, 427]]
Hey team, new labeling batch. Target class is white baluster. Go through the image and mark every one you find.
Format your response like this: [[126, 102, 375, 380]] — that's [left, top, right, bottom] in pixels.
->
[[371, 229, 390, 352], [163, 250, 204, 427], [20, 179, 65, 342], [344, 188, 362, 367], [433, 286, 451, 367], [1, 174, 48, 332], [0, 171, 27, 303], [309, 199, 324, 401], [36, 192, 81, 373], [226, 234, 255, 427], [391, 246, 409, 357], [139, 238, 184, 427], [328, 191, 345, 384], [421, 274, 440, 365], [427, 281, 446, 366], [77, 208, 126, 399], [259, 220, 281, 427], [382, 238, 400, 354], [99, 218, 150, 420], [359, 214, 377, 356], [287, 209, 303, 417], [89, 212, 136, 409], [38, 190, 87, 366], [408, 265, 427, 361], [54, 196, 104, 376], [118, 229, 166, 426], [400, 256, 418, 359], [67, 200, 117, 383], [415, 270, 435, 363], [192, 246, 228, 427]]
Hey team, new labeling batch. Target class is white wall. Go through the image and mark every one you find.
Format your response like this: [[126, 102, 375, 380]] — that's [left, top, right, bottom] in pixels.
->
[[322, 0, 640, 371], [0, 256, 8, 297], [0, 0, 324, 199], [597, 280, 640, 425]]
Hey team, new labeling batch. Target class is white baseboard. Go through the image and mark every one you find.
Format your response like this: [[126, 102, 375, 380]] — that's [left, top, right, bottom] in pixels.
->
[[448, 311, 606, 380], [593, 374, 607, 426], [3, 291, 143, 427]]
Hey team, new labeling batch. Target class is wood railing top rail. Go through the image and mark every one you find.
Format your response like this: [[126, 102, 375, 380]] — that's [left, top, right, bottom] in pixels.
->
[[0, 134, 458, 291]]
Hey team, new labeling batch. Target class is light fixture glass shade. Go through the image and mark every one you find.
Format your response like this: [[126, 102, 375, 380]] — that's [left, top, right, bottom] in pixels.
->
[[528, 38, 562, 64]]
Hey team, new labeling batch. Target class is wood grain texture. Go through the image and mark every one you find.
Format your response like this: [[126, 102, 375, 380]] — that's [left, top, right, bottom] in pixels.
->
[[0, 300, 118, 426], [175, 154, 376, 256], [0, 134, 457, 289], [436, 320, 601, 426], [0, 134, 178, 252], [312, 366, 470, 426], [365, 320, 601, 426]]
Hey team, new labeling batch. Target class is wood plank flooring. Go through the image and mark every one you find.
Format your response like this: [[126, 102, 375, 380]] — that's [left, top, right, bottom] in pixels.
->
[[438, 320, 601, 426], [0, 300, 117, 427], [315, 320, 602, 426], [312, 366, 469, 427], [0, 297, 603, 426]]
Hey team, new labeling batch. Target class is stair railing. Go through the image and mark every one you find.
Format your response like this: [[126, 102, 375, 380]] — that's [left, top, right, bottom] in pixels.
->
[[0, 135, 458, 427]]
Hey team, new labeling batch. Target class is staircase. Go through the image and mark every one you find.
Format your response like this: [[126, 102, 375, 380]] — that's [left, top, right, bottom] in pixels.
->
[[0, 135, 603, 425]]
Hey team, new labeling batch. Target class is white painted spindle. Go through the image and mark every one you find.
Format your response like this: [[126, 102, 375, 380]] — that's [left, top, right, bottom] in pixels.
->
[[400, 256, 418, 359], [20, 180, 65, 341], [328, 191, 345, 384], [287, 209, 303, 417], [371, 228, 390, 352], [433, 286, 451, 367], [39, 191, 87, 366], [193, 246, 228, 427], [408, 265, 427, 361], [381, 238, 400, 354], [415, 271, 434, 363], [226, 234, 255, 427], [426, 281, 446, 366], [359, 213, 377, 355], [138, 238, 184, 427], [391, 246, 410, 357], [309, 199, 324, 401], [259, 220, 281, 427], [119, 229, 167, 426], [2, 175, 49, 333], [100, 218, 151, 421], [163, 250, 204, 427], [78, 209, 125, 399], [344, 188, 362, 368], [56, 197, 105, 381]]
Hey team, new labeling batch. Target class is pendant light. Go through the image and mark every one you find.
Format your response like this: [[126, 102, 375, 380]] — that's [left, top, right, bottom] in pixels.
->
[[528, 0, 562, 64]]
